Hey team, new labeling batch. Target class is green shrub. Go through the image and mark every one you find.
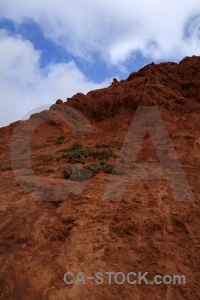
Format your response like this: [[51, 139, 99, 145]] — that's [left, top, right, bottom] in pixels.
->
[[96, 141, 101, 148], [55, 135, 65, 145], [67, 165, 73, 171], [61, 160, 116, 180], [95, 141, 110, 148], [59, 142, 118, 164], [62, 169, 71, 179], [86, 162, 114, 174], [68, 142, 82, 151]]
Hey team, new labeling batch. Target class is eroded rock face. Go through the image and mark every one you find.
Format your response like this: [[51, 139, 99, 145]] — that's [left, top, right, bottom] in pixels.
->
[[0, 56, 199, 300], [61, 55, 200, 120]]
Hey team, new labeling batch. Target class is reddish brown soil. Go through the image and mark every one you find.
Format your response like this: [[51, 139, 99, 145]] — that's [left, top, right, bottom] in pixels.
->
[[0, 56, 199, 299]]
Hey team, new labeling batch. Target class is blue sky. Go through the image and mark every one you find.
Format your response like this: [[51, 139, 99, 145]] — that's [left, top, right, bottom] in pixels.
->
[[0, 0, 200, 127]]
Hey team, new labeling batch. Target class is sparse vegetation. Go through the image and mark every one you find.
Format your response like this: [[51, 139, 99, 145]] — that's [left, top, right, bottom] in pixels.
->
[[59, 142, 119, 179], [68, 142, 82, 151], [57, 143, 118, 163], [95, 141, 110, 148], [29, 140, 120, 179], [67, 165, 73, 171], [86, 161, 114, 174], [55, 135, 66, 145], [62, 168, 71, 179], [62, 165, 91, 181], [62, 161, 115, 180]]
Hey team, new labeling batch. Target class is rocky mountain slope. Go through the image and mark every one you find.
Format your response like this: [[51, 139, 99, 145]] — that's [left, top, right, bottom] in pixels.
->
[[0, 56, 200, 299]]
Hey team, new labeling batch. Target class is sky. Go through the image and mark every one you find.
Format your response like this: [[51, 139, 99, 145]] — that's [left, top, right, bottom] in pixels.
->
[[0, 1, 200, 127]]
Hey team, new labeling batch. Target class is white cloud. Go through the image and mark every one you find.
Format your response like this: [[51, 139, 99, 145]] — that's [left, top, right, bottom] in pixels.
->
[[0, 30, 109, 127], [0, 1, 200, 127], [0, 0, 200, 65]]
